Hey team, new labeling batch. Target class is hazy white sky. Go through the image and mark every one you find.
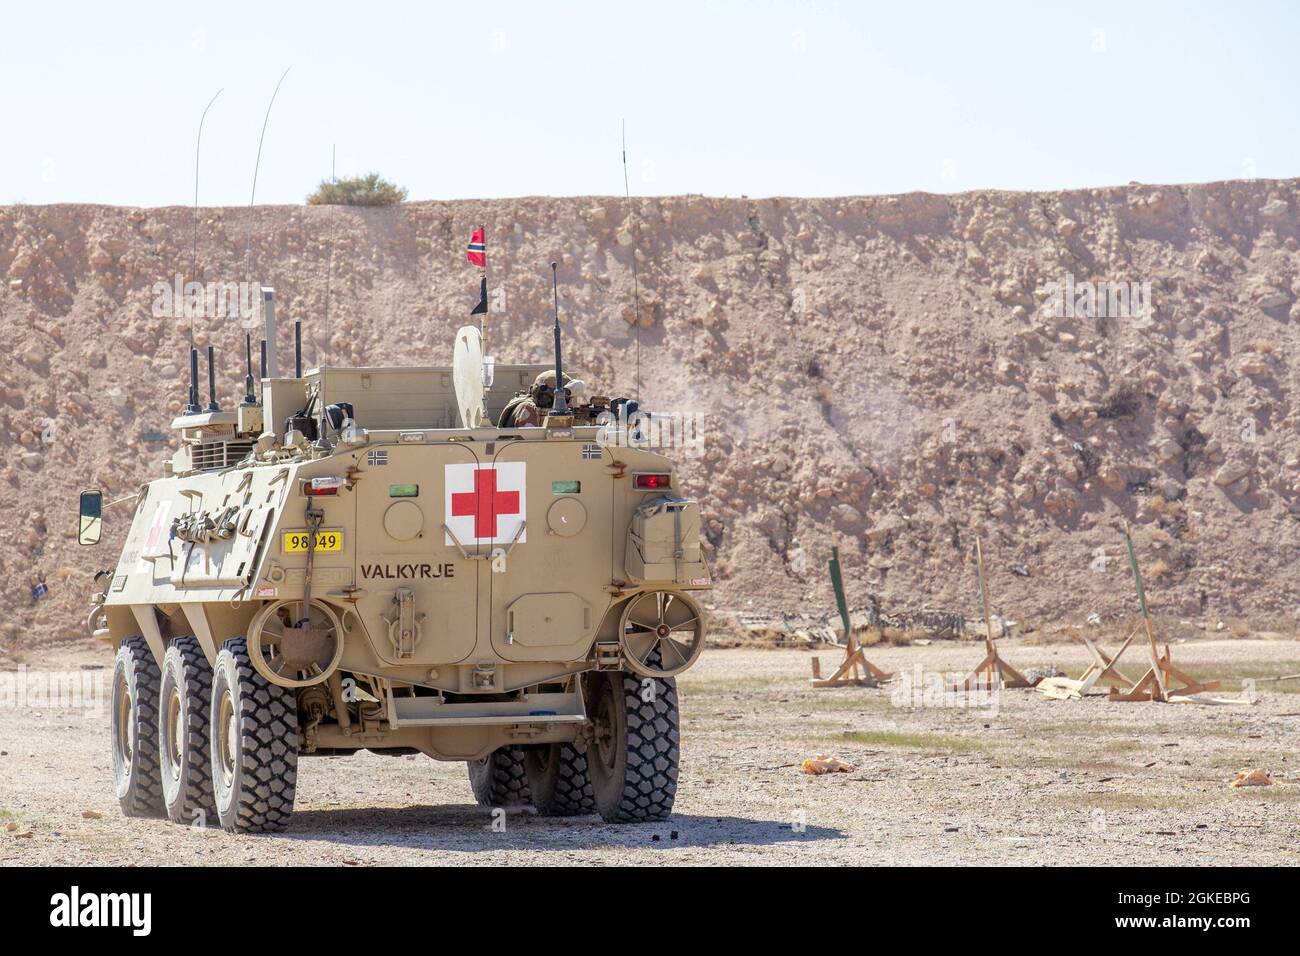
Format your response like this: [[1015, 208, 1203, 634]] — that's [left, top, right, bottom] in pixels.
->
[[2, 1, 1296, 205]]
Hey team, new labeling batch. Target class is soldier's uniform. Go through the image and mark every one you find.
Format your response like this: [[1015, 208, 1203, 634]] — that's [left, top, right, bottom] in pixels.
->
[[498, 393, 543, 427], [497, 370, 582, 427]]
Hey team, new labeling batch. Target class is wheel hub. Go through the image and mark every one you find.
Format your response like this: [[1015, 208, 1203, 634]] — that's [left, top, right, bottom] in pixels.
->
[[218, 691, 237, 780], [592, 681, 618, 771], [115, 675, 133, 763], [166, 688, 183, 771]]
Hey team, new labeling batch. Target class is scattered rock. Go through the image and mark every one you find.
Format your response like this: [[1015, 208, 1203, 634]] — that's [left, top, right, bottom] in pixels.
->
[[1257, 290, 1291, 310], [1023, 665, 1064, 685], [833, 503, 862, 525], [1213, 461, 1251, 488], [1260, 198, 1288, 219]]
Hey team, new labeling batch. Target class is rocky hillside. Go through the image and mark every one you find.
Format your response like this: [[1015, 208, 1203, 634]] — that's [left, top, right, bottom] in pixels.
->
[[3, 180, 1300, 650]]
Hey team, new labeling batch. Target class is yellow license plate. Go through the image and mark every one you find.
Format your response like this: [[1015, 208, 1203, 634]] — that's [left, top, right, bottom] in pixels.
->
[[282, 530, 344, 553]]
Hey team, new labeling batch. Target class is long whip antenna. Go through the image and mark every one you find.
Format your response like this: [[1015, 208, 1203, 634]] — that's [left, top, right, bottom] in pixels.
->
[[621, 120, 642, 402], [184, 88, 222, 414], [191, 87, 223, 353], [551, 261, 568, 415], [243, 67, 291, 281]]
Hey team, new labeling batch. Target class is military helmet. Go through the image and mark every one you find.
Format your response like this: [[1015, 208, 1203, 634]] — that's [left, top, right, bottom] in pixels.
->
[[532, 370, 583, 402]]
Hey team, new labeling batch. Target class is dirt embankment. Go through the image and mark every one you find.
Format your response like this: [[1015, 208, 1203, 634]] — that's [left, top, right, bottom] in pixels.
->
[[2, 181, 1300, 652]]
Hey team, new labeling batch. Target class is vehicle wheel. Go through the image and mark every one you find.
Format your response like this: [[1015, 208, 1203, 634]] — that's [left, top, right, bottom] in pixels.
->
[[111, 636, 166, 818], [210, 637, 298, 833], [524, 743, 596, 816], [467, 746, 532, 807], [586, 655, 680, 823], [159, 636, 216, 825]]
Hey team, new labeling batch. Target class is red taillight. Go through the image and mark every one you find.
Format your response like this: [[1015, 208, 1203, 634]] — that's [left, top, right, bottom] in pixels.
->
[[303, 477, 343, 496], [633, 473, 671, 490]]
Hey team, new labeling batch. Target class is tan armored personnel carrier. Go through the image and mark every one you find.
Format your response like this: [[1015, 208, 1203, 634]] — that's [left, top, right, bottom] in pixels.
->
[[79, 280, 710, 832]]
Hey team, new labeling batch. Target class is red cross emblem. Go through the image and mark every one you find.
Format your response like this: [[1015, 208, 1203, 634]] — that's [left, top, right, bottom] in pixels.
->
[[450, 468, 521, 538]]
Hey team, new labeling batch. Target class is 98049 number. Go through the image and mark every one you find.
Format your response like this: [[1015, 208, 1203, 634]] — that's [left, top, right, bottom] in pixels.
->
[[282, 530, 343, 553]]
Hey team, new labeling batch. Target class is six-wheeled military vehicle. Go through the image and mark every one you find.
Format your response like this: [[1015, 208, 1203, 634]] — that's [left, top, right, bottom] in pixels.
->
[[80, 285, 710, 832]]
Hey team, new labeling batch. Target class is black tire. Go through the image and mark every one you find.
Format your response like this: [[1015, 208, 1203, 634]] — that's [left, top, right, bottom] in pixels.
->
[[111, 636, 166, 818], [159, 636, 216, 825], [467, 746, 532, 807], [586, 660, 680, 823], [210, 638, 298, 833], [524, 743, 597, 816]]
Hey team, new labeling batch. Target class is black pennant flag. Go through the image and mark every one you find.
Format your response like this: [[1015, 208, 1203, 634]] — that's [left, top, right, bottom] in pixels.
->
[[470, 276, 488, 315]]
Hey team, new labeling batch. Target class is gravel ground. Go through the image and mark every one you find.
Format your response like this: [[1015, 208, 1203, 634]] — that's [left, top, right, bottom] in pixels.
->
[[3, 638, 1300, 866]]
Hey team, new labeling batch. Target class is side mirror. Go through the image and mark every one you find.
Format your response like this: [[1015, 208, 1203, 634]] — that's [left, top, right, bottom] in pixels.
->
[[79, 490, 103, 546]]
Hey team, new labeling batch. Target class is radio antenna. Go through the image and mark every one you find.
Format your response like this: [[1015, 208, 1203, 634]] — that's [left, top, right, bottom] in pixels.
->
[[190, 88, 222, 355], [243, 67, 291, 282], [550, 261, 568, 416], [183, 88, 222, 416], [189, 90, 223, 299], [241, 333, 257, 406], [205, 345, 220, 412], [621, 119, 642, 402], [185, 347, 201, 415]]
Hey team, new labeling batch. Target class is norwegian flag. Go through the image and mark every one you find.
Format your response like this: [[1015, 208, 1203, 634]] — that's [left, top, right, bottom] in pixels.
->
[[466, 227, 486, 268]]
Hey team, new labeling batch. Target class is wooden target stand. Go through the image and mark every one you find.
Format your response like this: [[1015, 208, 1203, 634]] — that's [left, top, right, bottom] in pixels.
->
[[810, 545, 893, 688], [950, 537, 1030, 691], [1106, 524, 1219, 702], [1073, 626, 1142, 694]]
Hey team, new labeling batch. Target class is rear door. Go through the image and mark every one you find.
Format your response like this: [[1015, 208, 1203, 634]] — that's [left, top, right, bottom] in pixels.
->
[[353, 441, 481, 666], [486, 438, 613, 662]]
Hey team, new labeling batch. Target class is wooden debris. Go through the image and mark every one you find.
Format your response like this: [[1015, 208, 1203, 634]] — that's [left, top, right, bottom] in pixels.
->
[[1229, 769, 1274, 788], [801, 754, 855, 775], [1168, 695, 1254, 706], [1036, 676, 1109, 700]]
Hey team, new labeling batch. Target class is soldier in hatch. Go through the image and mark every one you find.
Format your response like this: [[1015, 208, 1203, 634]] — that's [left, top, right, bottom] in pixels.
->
[[497, 369, 584, 427]]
